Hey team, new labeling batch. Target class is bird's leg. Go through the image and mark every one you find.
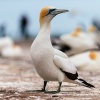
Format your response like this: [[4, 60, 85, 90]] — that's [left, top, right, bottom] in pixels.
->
[[41, 81, 47, 92], [57, 82, 62, 93], [44, 82, 62, 94], [26, 81, 47, 92], [34, 81, 47, 92]]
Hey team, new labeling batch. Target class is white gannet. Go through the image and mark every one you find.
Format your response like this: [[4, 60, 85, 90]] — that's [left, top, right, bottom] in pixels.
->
[[0, 36, 13, 50], [60, 27, 98, 55], [70, 51, 100, 71], [1, 44, 22, 58], [87, 25, 98, 41], [87, 25, 100, 48], [30, 6, 94, 93]]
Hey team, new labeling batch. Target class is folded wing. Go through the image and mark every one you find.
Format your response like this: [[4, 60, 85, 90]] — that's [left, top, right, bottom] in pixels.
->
[[53, 55, 78, 80]]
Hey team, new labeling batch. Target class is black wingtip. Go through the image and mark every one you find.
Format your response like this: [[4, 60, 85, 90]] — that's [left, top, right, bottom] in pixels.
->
[[78, 78, 95, 88], [84, 82, 95, 88]]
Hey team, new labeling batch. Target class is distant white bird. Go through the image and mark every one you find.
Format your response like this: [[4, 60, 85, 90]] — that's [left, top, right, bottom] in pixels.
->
[[1, 45, 22, 58], [0, 36, 13, 49], [30, 6, 94, 93], [70, 51, 100, 71], [87, 25, 98, 41], [60, 27, 98, 55]]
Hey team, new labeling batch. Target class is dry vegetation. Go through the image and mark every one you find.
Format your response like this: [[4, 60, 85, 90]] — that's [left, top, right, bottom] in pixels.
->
[[0, 41, 99, 100]]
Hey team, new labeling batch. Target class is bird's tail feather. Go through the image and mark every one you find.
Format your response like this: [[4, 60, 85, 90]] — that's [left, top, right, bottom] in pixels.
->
[[75, 78, 95, 88]]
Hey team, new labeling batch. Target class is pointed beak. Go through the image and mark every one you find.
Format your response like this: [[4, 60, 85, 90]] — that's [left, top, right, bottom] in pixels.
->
[[50, 9, 69, 15]]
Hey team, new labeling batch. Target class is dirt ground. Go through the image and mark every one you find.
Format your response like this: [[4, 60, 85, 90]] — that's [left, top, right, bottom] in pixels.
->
[[0, 41, 100, 100]]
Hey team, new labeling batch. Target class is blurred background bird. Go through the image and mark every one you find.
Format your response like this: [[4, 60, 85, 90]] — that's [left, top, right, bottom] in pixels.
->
[[0, 23, 22, 58], [69, 51, 100, 71], [1, 44, 22, 58], [53, 27, 99, 56]]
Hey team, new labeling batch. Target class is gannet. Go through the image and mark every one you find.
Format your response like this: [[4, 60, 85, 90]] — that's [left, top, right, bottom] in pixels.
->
[[30, 6, 95, 93], [60, 27, 98, 56], [70, 51, 100, 71], [0, 36, 13, 50], [87, 25, 100, 49], [1, 45, 22, 58], [87, 26, 98, 41]]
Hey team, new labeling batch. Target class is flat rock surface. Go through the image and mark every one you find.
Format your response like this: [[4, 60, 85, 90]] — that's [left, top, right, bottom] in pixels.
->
[[0, 41, 100, 100]]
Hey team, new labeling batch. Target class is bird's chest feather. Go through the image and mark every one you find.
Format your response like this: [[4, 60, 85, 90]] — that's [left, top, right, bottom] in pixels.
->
[[30, 43, 53, 66], [30, 42, 65, 81]]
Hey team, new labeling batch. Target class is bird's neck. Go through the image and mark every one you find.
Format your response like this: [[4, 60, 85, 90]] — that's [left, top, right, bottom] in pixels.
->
[[40, 22, 51, 33], [36, 21, 51, 44]]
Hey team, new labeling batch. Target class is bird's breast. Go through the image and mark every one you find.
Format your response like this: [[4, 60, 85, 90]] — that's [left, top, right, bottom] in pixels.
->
[[30, 42, 53, 65], [30, 43, 65, 81]]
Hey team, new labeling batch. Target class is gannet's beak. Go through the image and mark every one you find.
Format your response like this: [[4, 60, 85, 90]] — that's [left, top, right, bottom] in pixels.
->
[[50, 9, 69, 15]]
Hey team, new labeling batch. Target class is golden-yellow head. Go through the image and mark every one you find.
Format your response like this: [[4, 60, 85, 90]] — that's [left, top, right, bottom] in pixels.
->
[[88, 25, 96, 32], [40, 6, 53, 21], [13, 45, 19, 48], [39, 6, 69, 26], [72, 27, 81, 36], [89, 51, 98, 60]]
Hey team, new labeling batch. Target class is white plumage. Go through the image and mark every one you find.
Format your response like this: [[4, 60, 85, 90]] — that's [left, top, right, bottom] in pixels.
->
[[87, 25, 98, 41], [0, 37, 13, 49], [54, 55, 77, 74], [70, 51, 100, 71], [60, 27, 98, 54], [1, 45, 22, 58], [30, 6, 94, 92]]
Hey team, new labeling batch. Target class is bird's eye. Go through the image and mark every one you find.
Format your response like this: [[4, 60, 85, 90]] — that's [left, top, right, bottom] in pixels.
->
[[49, 9, 56, 13], [46, 9, 56, 16]]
